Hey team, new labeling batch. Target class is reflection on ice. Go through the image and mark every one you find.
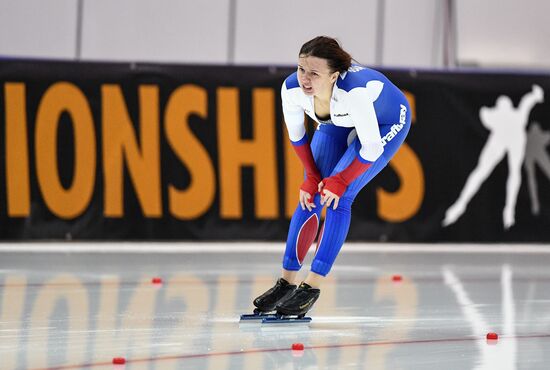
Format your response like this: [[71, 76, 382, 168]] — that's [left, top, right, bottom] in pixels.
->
[[1, 243, 550, 369]]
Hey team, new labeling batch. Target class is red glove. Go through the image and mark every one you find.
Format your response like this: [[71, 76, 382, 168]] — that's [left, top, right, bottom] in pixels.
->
[[300, 173, 322, 201], [321, 175, 348, 197], [321, 157, 372, 197]]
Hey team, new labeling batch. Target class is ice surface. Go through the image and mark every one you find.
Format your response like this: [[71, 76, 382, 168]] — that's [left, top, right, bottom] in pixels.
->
[[1, 242, 549, 369]]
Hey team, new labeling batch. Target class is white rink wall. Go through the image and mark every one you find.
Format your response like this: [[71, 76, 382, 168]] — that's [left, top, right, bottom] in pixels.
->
[[1, 0, 550, 68]]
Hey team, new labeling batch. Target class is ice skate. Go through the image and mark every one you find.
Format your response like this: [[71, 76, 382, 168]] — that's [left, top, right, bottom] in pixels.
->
[[240, 278, 296, 322], [261, 282, 320, 324]]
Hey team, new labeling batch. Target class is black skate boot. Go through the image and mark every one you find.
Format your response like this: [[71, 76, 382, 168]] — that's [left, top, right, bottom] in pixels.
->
[[252, 278, 297, 313], [275, 282, 320, 318], [240, 278, 297, 321]]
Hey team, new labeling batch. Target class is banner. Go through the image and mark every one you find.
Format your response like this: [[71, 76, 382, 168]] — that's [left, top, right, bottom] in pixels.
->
[[1, 61, 549, 241]]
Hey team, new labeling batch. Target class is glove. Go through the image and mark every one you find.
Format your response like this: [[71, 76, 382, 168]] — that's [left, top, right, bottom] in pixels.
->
[[321, 157, 372, 197], [320, 174, 348, 197], [300, 173, 321, 203]]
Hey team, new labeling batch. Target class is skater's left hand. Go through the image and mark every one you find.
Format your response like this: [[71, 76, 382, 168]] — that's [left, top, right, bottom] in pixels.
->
[[318, 181, 340, 210]]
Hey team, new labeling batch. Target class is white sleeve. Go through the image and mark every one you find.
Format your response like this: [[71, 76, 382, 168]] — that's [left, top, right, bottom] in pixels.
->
[[347, 81, 385, 162], [281, 82, 306, 142]]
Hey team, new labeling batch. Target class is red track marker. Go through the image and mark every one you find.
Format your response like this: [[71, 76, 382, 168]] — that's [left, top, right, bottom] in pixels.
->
[[392, 275, 403, 282], [291, 343, 304, 351], [486, 332, 498, 340], [112, 357, 126, 365]]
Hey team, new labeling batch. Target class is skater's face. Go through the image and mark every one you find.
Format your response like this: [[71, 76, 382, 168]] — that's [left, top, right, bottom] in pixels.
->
[[297, 55, 339, 97]]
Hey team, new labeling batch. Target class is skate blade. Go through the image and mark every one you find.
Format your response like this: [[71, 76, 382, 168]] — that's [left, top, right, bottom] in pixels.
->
[[239, 313, 278, 322], [261, 316, 312, 325]]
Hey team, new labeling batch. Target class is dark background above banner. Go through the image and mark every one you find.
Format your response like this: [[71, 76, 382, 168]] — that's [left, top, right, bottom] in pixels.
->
[[1, 61, 549, 242]]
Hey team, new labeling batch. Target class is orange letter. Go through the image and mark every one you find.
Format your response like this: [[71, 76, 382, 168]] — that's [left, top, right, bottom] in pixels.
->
[[102, 85, 161, 217], [217, 87, 278, 219], [4, 83, 30, 216], [35, 82, 96, 219], [165, 85, 215, 219], [377, 143, 424, 222]]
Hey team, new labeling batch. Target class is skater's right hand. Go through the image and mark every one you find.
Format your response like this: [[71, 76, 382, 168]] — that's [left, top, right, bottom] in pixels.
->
[[299, 175, 321, 212], [299, 189, 316, 212]]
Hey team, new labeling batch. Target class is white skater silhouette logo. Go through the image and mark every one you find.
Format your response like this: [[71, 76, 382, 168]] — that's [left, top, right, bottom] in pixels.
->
[[525, 122, 550, 215], [443, 85, 544, 229]]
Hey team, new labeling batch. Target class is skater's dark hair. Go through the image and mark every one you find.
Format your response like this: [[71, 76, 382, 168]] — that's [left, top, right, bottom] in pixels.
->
[[299, 36, 352, 74]]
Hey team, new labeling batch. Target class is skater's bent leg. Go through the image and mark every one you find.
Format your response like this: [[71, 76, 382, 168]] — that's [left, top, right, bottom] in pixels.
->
[[275, 199, 353, 316], [281, 127, 349, 273], [310, 197, 353, 277], [282, 194, 323, 272], [308, 144, 391, 278], [308, 147, 391, 278]]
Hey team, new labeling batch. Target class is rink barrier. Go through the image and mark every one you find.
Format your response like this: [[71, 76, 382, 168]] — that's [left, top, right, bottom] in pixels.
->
[[1, 60, 549, 241]]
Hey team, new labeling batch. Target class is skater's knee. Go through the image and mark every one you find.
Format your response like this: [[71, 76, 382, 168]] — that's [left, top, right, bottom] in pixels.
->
[[326, 197, 353, 214], [293, 195, 323, 217]]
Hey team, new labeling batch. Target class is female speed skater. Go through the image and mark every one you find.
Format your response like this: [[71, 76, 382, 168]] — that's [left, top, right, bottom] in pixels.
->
[[252, 36, 411, 318]]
